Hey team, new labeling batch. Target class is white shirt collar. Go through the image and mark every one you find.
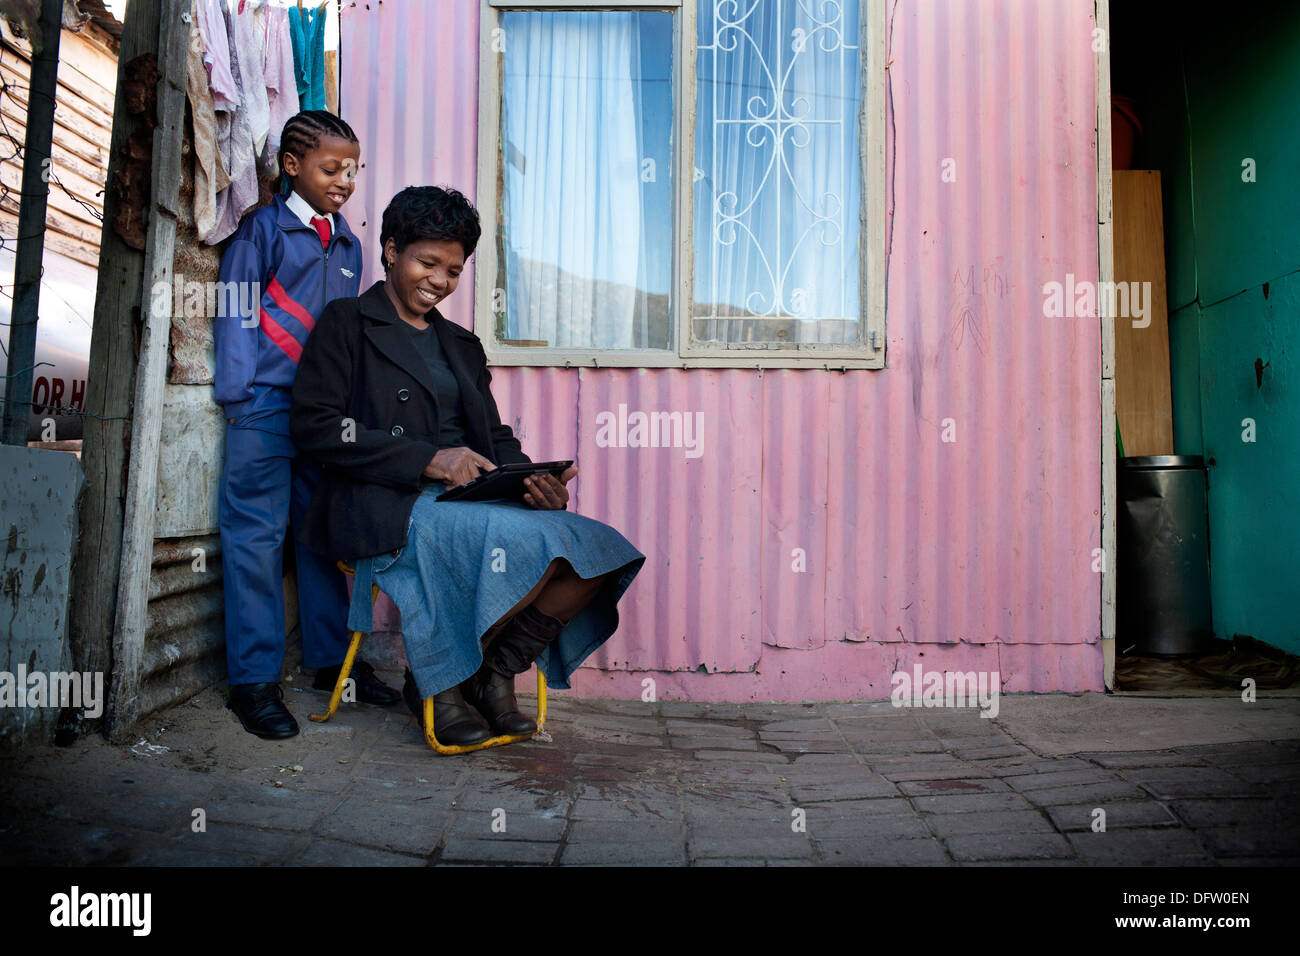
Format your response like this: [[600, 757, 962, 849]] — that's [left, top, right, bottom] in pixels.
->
[[285, 190, 333, 232]]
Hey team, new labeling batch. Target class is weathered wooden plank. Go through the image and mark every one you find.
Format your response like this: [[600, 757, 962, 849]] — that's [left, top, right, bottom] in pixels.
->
[[0, 106, 112, 193], [61, 27, 121, 88], [66, 0, 161, 726], [0, 59, 116, 140], [59, 24, 121, 87], [325, 48, 338, 114], [0, 196, 103, 236], [150, 63, 184, 216], [0, 215, 98, 266], [0, 146, 105, 211], [1, 126, 112, 193], [0, 77, 114, 158], [46, 138, 109, 189], [0, 160, 104, 229], [1113, 169, 1173, 456], [52, 60, 118, 116], [106, 0, 191, 742], [154, 383, 224, 536], [0, 68, 113, 179], [1, 27, 119, 114]]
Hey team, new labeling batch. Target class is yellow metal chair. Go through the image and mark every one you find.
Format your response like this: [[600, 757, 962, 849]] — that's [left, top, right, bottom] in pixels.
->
[[309, 561, 548, 755]]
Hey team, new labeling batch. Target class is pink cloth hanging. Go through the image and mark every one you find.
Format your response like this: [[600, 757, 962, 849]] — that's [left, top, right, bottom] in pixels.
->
[[206, 0, 261, 244]]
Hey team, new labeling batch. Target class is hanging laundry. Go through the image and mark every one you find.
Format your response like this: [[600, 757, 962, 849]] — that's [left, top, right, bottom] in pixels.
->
[[186, 0, 231, 240], [262, 1, 300, 172], [232, 0, 271, 158], [207, 0, 261, 244], [196, 0, 236, 185], [194, 0, 237, 112], [289, 2, 327, 111]]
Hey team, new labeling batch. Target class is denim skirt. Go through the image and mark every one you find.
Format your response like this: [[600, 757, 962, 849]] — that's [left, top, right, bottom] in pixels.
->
[[345, 485, 645, 699]]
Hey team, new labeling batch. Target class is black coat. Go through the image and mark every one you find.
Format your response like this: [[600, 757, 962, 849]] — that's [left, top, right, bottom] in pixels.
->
[[290, 280, 530, 560]]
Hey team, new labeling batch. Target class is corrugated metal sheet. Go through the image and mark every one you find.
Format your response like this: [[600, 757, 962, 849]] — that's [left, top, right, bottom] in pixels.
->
[[342, 0, 1105, 700], [141, 536, 225, 721], [577, 368, 765, 674], [339, 0, 481, 320]]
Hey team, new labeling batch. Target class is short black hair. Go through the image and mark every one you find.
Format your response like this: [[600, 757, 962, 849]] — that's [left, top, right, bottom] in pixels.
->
[[380, 186, 482, 268], [277, 110, 359, 194]]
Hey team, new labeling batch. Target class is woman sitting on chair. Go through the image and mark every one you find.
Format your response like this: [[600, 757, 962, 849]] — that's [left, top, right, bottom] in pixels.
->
[[290, 185, 645, 747]]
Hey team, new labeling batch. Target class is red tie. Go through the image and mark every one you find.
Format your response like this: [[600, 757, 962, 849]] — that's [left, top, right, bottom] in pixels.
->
[[311, 215, 331, 249]]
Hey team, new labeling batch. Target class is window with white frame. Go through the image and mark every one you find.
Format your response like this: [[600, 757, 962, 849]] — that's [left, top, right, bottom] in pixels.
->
[[475, 0, 886, 368]]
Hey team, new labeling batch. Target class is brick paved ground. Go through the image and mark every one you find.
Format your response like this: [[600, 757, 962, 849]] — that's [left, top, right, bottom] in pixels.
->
[[2, 683, 1298, 866]]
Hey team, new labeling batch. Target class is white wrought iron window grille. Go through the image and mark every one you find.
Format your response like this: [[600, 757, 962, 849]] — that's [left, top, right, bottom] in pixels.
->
[[475, 0, 886, 368]]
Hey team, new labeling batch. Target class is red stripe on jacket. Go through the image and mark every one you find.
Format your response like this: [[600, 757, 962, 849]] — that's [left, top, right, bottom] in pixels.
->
[[267, 277, 316, 333], [260, 308, 303, 364]]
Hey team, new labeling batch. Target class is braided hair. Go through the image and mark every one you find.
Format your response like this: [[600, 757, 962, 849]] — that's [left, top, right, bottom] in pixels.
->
[[276, 110, 359, 195]]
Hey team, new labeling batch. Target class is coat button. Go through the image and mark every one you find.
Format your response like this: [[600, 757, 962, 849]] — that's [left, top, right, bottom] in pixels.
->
[[390, 425, 404, 436], [397, 388, 410, 402]]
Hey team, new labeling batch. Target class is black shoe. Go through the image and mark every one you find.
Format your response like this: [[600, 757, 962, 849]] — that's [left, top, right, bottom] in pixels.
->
[[228, 682, 299, 740], [402, 669, 492, 747], [461, 665, 537, 736], [313, 658, 402, 707]]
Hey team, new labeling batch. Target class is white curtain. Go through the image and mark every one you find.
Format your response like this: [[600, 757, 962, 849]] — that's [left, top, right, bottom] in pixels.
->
[[501, 10, 668, 349], [694, 0, 861, 345]]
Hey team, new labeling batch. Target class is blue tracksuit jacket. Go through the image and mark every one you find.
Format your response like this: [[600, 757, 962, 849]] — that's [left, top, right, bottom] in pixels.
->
[[214, 194, 363, 421]]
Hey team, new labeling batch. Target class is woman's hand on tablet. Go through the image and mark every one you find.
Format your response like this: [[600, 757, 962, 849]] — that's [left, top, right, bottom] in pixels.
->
[[424, 447, 497, 487], [524, 465, 578, 510]]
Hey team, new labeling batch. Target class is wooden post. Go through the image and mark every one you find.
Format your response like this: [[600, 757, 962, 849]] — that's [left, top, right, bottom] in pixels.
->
[[104, 0, 189, 741], [0, 0, 62, 446], [67, 0, 164, 708]]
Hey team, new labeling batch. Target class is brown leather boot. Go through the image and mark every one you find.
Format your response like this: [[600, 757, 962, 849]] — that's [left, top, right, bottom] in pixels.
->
[[461, 605, 565, 735], [402, 668, 492, 746], [460, 667, 536, 736]]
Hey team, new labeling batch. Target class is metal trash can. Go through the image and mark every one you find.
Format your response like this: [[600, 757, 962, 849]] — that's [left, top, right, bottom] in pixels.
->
[[1117, 455, 1213, 656]]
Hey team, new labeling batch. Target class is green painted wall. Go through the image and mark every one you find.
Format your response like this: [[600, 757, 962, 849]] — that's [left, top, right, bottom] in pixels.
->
[[1198, 277, 1299, 654], [1183, 17, 1300, 309], [1167, 301, 1202, 454], [1117, 2, 1300, 654]]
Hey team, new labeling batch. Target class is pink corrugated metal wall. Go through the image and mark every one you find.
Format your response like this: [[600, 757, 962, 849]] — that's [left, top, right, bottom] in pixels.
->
[[340, 0, 1104, 700]]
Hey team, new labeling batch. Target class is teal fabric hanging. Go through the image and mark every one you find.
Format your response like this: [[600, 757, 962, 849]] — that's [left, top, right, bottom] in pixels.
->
[[289, 4, 327, 111]]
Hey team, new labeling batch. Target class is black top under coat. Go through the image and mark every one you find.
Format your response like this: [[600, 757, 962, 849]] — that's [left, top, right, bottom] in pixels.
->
[[399, 319, 468, 449]]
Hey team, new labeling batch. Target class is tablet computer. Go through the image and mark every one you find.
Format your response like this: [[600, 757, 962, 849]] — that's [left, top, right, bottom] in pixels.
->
[[435, 460, 574, 502]]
